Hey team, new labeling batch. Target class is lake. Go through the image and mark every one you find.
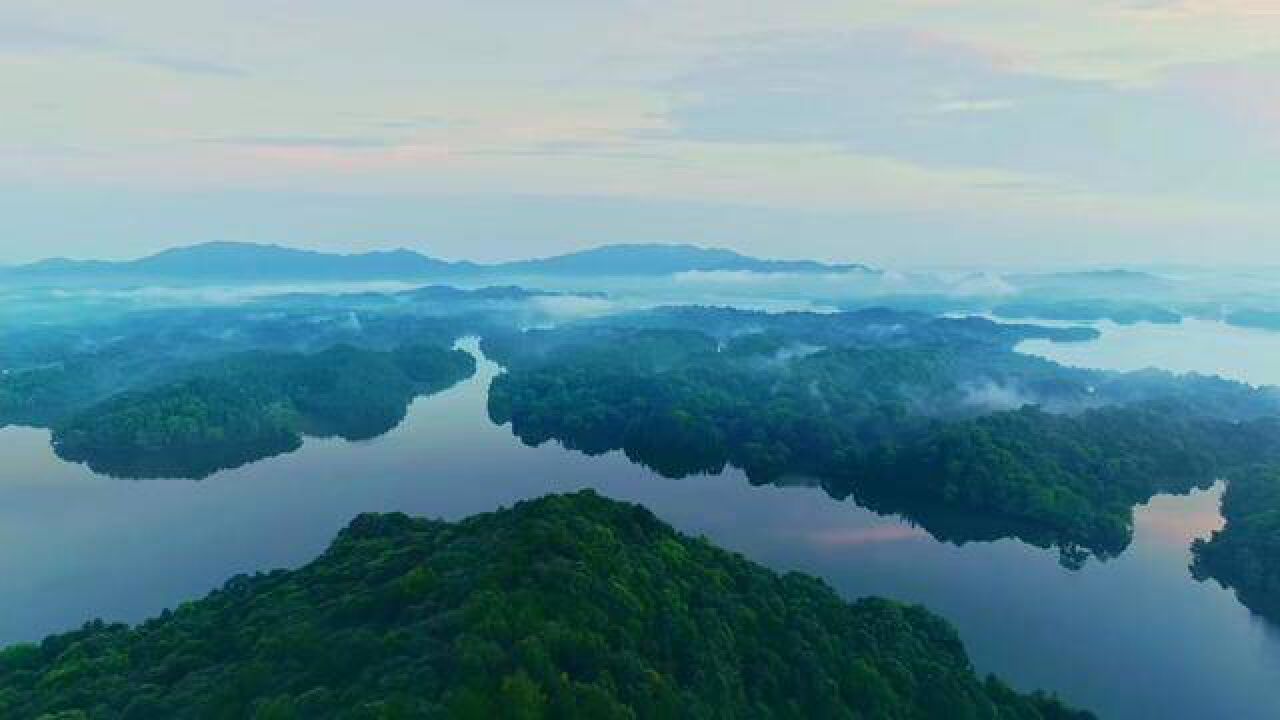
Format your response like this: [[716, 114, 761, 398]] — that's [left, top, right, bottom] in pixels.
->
[[4, 327, 1280, 719], [1019, 317, 1280, 387]]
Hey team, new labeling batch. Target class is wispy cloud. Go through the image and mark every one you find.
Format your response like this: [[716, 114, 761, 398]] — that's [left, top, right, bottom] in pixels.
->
[[0, 15, 246, 78], [0, 22, 103, 51], [132, 54, 248, 78], [4, 2, 1280, 265], [1123, 0, 1280, 17], [198, 136, 403, 150], [931, 99, 1017, 114], [665, 28, 1280, 196], [374, 116, 458, 130], [466, 139, 668, 161]]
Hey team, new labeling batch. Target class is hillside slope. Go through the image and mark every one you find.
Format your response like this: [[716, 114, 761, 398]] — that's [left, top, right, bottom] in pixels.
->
[[0, 491, 1088, 719]]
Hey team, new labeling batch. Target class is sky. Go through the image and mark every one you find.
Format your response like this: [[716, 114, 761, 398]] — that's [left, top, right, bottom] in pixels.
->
[[2, 1, 1279, 267]]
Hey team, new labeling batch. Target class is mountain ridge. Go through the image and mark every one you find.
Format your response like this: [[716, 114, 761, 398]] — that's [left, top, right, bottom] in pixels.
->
[[1, 240, 871, 283]]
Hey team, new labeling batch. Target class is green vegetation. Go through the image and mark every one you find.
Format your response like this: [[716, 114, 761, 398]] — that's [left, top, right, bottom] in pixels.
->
[[848, 404, 1266, 566], [486, 318, 1280, 565], [52, 344, 475, 479], [0, 343, 183, 429], [0, 491, 1090, 719], [0, 361, 112, 428], [500, 306, 1101, 353], [1192, 466, 1280, 622], [0, 287, 524, 431]]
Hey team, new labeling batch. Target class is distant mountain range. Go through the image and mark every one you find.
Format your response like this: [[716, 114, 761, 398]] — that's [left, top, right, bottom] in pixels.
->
[[2, 242, 871, 284], [493, 243, 864, 276]]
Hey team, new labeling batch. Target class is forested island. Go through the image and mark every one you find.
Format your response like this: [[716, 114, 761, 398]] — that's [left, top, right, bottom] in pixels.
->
[[0, 282, 589, 476], [0, 283, 556, 431], [0, 314, 465, 432], [486, 308, 1280, 566], [1192, 465, 1280, 623], [0, 491, 1090, 719], [51, 344, 475, 479]]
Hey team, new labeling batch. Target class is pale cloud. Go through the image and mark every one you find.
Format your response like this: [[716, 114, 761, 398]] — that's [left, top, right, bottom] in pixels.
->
[[666, 28, 1280, 197], [931, 99, 1018, 114], [0, 13, 246, 77], [1123, 0, 1280, 17], [198, 136, 407, 149], [131, 54, 247, 77], [1, 0, 1279, 265], [0, 21, 102, 51]]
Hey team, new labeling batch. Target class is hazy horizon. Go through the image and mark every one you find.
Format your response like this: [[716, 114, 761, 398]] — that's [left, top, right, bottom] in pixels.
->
[[4, 2, 1280, 267], [9, 236, 1280, 275]]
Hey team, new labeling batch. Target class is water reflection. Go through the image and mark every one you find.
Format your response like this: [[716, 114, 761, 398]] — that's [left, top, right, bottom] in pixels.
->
[[801, 524, 929, 548], [3, 339, 1280, 719]]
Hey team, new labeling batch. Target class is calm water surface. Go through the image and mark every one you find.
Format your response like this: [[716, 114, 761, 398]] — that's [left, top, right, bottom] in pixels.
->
[[1020, 317, 1280, 387], [4, 333, 1280, 719]]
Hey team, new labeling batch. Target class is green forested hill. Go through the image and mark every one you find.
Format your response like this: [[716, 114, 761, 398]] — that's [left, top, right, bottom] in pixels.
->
[[0, 491, 1090, 719], [49, 344, 476, 479]]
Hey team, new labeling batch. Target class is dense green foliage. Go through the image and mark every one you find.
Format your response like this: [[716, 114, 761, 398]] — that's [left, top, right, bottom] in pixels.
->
[[52, 344, 475, 479], [54, 375, 303, 480], [1192, 466, 1280, 622], [486, 316, 1280, 564], [848, 404, 1270, 565], [0, 361, 113, 428], [484, 306, 1099, 358], [0, 285, 533, 430], [0, 343, 188, 429], [0, 491, 1090, 719]]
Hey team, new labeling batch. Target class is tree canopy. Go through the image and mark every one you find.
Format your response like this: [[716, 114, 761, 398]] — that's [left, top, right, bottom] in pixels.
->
[[0, 491, 1091, 719], [51, 344, 475, 479], [485, 318, 1280, 566]]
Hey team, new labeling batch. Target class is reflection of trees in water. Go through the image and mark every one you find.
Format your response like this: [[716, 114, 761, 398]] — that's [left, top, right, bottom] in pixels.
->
[[490, 394, 1230, 570], [56, 407, 414, 481], [483, 319, 1280, 573], [57, 435, 303, 481], [839, 483, 1118, 571]]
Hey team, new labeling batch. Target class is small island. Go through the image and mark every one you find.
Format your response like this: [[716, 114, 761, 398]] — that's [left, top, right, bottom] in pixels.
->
[[51, 343, 476, 479], [0, 491, 1091, 719]]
